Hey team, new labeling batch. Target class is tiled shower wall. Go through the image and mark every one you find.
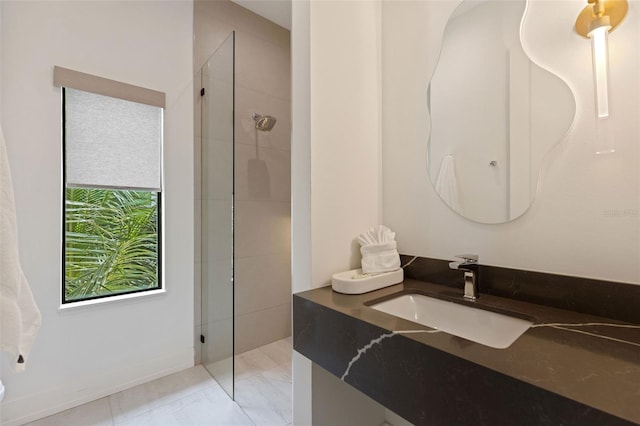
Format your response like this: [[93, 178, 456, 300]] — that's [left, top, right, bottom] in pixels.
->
[[194, 0, 291, 359]]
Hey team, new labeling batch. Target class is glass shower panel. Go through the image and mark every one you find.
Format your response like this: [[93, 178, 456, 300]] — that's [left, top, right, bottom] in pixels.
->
[[201, 32, 235, 398]]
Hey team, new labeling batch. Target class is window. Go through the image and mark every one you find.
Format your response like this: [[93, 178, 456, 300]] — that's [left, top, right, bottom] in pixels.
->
[[55, 67, 165, 304]]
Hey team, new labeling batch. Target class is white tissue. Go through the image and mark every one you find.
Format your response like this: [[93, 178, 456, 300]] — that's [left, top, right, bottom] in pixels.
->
[[357, 225, 396, 246], [358, 225, 400, 274]]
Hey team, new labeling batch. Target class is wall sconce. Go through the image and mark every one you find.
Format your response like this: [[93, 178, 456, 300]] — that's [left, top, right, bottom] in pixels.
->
[[575, 0, 628, 119]]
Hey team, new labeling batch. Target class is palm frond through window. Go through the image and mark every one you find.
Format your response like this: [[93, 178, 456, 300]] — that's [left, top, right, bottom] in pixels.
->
[[64, 188, 159, 302]]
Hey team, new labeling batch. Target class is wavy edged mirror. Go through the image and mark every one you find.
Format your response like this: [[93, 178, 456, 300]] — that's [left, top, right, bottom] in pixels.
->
[[427, 0, 576, 224]]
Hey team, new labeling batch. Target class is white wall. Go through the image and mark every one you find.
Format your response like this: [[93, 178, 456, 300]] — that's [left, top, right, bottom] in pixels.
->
[[293, 0, 639, 424], [0, 2, 3, 420], [0, 2, 194, 424], [382, 0, 640, 284], [291, 0, 385, 424], [310, 0, 383, 286], [291, 0, 312, 423]]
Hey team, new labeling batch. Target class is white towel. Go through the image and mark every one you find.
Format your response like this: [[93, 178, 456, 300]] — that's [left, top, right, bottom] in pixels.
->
[[435, 155, 463, 215], [1, 126, 42, 371], [358, 225, 400, 274]]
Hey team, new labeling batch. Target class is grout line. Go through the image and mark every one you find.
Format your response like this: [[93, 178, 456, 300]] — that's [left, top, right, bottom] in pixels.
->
[[236, 404, 259, 426], [233, 252, 293, 260], [235, 302, 291, 319], [234, 140, 292, 154], [33, 340, 292, 426], [107, 395, 115, 426], [233, 337, 292, 426]]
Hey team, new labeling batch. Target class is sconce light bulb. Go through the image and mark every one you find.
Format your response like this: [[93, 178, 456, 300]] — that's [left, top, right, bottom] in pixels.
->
[[588, 24, 611, 118]]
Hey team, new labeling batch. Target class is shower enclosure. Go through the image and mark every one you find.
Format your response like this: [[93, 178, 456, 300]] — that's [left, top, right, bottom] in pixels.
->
[[198, 24, 290, 403], [200, 32, 235, 398]]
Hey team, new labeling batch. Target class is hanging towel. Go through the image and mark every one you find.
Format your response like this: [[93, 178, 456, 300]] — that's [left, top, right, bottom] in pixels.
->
[[1, 126, 41, 372], [435, 155, 463, 215], [358, 225, 400, 274]]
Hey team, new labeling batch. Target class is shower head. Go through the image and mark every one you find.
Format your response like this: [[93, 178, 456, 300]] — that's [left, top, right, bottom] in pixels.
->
[[253, 113, 277, 132]]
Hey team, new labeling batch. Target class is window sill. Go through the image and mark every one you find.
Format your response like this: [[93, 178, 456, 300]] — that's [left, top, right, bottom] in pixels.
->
[[59, 288, 166, 311]]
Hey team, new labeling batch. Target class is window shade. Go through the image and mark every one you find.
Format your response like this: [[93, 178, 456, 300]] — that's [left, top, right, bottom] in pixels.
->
[[54, 66, 165, 108], [65, 88, 163, 191]]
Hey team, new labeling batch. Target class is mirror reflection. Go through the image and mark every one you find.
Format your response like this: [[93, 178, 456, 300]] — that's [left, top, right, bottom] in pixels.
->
[[427, 0, 575, 224]]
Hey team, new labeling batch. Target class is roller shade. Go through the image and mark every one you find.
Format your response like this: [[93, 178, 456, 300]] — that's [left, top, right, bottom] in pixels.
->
[[64, 88, 163, 191]]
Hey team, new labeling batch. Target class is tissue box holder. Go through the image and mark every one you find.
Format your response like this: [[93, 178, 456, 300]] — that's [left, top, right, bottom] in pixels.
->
[[332, 268, 403, 295]]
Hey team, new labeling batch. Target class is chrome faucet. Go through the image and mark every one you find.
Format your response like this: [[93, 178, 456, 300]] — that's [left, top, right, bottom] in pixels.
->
[[449, 254, 479, 301]]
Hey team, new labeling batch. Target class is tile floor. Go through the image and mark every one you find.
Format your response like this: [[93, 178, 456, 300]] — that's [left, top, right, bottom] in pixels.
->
[[25, 338, 292, 426]]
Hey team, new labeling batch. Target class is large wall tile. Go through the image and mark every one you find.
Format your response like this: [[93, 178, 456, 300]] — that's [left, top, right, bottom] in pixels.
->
[[202, 199, 233, 263], [202, 317, 234, 363], [235, 86, 291, 152], [202, 137, 233, 201], [235, 303, 291, 354], [195, 0, 289, 73], [235, 144, 291, 202], [194, 260, 202, 327], [194, 2, 235, 71], [235, 254, 292, 316], [201, 258, 233, 322], [194, 197, 202, 260], [234, 200, 291, 258], [235, 31, 291, 101]]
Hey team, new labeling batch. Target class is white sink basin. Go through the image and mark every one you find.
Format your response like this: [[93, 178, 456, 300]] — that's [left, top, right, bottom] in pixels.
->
[[370, 294, 532, 349]]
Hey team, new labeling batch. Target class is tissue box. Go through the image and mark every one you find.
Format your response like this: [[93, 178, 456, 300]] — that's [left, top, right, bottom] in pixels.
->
[[332, 268, 403, 295]]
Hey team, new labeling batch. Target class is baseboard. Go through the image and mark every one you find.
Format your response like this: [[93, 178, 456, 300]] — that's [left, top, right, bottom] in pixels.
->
[[1, 347, 193, 426]]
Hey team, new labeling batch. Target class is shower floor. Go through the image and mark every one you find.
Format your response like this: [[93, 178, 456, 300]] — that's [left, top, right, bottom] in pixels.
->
[[25, 337, 292, 426]]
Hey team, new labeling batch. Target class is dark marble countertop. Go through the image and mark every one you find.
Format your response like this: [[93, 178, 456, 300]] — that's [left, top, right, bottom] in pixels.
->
[[294, 278, 640, 424]]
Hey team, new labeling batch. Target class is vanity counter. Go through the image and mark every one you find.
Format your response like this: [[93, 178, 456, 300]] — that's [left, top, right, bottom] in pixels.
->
[[293, 278, 640, 425]]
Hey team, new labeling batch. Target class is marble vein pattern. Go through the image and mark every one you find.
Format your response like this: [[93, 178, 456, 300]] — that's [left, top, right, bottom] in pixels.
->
[[531, 322, 640, 348], [293, 283, 640, 425], [25, 337, 292, 426], [341, 329, 441, 380], [339, 321, 640, 382]]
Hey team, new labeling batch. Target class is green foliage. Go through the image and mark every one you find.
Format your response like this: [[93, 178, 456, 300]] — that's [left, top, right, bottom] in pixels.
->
[[64, 188, 159, 302]]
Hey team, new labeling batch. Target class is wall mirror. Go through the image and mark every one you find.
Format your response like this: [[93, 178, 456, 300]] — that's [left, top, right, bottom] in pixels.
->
[[427, 0, 575, 224]]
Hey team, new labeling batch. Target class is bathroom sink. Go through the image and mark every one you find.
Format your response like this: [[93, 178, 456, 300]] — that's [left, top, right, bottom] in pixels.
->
[[370, 293, 532, 349]]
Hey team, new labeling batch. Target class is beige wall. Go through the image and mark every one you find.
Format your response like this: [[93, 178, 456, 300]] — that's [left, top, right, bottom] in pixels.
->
[[194, 0, 292, 358], [0, 2, 194, 424], [382, 0, 640, 284]]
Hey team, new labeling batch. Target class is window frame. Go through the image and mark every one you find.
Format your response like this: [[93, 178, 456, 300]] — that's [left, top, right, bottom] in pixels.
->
[[56, 68, 165, 305], [61, 185, 163, 304]]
